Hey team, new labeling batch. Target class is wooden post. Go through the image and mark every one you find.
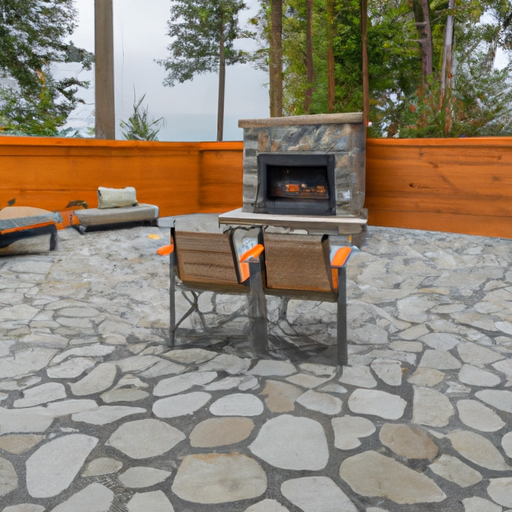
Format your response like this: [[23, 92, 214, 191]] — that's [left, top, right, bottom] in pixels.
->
[[95, 0, 115, 140]]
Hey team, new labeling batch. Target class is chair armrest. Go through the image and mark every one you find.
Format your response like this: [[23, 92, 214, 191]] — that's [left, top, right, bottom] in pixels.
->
[[331, 246, 352, 268], [239, 244, 265, 283], [157, 243, 174, 256]]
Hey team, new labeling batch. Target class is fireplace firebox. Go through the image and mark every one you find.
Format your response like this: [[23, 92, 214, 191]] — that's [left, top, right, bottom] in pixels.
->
[[255, 153, 336, 216]]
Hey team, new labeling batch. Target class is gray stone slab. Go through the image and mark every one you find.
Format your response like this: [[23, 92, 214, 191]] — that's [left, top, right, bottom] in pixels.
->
[[348, 389, 407, 420], [50, 483, 114, 512]]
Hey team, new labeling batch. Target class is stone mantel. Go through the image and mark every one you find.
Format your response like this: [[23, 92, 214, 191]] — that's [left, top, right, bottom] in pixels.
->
[[239, 112, 364, 128]]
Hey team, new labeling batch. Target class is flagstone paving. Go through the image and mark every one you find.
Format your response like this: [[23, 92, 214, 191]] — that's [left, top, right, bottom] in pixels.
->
[[1, 223, 512, 511]]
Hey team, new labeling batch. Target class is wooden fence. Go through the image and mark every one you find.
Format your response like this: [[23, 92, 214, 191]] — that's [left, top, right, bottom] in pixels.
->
[[1, 135, 512, 239]]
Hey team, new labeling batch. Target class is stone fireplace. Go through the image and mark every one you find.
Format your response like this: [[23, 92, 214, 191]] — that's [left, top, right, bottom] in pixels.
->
[[219, 113, 367, 245]]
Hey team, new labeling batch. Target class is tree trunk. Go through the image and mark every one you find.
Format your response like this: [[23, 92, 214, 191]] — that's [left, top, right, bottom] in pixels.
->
[[326, 0, 335, 112], [269, 0, 283, 117], [304, 0, 315, 113], [412, 0, 433, 88], [441, 0, 455, 134], [217, 12, 225, 141], [361, 0, 369, 129], [95, 0, 115, 139]]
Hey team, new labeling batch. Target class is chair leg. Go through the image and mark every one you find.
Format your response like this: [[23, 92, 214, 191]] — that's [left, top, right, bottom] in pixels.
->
[[247, 259, 269, 356], [337, 266, 348, 367], [169, 249, 176, 348]]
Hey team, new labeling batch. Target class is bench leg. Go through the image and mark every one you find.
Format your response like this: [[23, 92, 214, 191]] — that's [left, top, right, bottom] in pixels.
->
[[169, 249, 176, 347], [337, 266, 348, 367], [248, 259, 269, 356]]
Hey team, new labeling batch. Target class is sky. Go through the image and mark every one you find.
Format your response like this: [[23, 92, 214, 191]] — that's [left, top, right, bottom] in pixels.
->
[[55, 0, 269, 141]]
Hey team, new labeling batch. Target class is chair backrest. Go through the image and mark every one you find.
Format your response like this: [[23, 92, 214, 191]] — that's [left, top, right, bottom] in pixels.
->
[[262, 232, 337, 300]]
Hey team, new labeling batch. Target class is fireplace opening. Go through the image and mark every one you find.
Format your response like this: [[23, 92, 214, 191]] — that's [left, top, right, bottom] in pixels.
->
[[255, 153, 336, 216]]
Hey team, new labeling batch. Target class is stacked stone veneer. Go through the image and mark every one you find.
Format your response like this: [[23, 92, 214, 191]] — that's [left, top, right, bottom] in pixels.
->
[[239, 113, 366, 217]]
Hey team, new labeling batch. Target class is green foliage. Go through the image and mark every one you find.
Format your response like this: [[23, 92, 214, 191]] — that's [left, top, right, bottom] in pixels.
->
[[158, 0, 253, 86], [0, 0, 92, 136], [253, 0, 512, 137], [120, 94, 164, 141]]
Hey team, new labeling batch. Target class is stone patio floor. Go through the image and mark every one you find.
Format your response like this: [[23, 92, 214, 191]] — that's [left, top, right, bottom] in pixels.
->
[[1, 222, 512, 512]]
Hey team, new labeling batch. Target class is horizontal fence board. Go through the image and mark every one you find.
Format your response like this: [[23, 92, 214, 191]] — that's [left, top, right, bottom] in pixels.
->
[[2, 135, 512, 239]]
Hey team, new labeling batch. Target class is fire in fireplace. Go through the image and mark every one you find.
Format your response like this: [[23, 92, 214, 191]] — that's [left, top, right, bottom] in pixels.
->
[[255, 153, 336, 216]]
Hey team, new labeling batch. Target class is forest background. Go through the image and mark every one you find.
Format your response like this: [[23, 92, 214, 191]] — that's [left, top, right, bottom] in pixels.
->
[[0, 0, 511, 139]]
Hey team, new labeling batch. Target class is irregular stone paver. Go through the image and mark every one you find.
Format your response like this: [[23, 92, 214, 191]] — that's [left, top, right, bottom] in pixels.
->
[[459, 364, 501, 387], [457, 399, 505, 432], [118, 467, 171, 488], [249, 360, 296, 376], [153, 371, 217, 396], [296, 389, 342, 415], [100, 388, 149, 403], [338, 365, 377, 388], [172, 453, 267, 504], [419, 349, 462, 370], [46, 357, 95, 379], [26, 434, 98, 498], [463, 496, 503, 512], [502, 432, 512, 458], [281, 476, 357, 512], [244, 499, 290, 511], [487, 478, 512, 508], [200, 353, 251, 374], [0, 348, 57, 379], [457, 343, 504, 367], [106, 419, 185, 459], [189, 417, 254, 447], [69, 362, 117, 396], [332, 416, 376, 450], [379, 423, 438, 459], [162, 348, 217, 364], [3, 505, 45, 512], [203, 375, 245, 391], [428, 455, 482, 488], [348, 389, 407, 420], [249, 415, 329, 470], [339, 451, 446, 504], [259, 380, 303, 412], [0, 457, 18, 497], [412, 386, 454, 427], [82, 457, 123, 476], [18, 378, 68, 405], [447, 430, 512, 471], [71, 405, 146, 425], [370, 359, 402, 386], [126, 490, 175, 512], [475, 389, 512, 413], [210, 393, 264, 416], [299, 363, 336, 377], [0, 435, 44, 454], [0, 408, 50, 434], [407, 367, 445, 387], [420, 333, 463, 350], [153, 391, 211, 418], [50, 483, 114, 512], [285, 373, 332, 388]]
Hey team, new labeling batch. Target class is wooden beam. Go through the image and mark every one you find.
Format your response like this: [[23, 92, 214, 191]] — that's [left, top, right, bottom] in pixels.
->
[[95, 0, 115, 140]]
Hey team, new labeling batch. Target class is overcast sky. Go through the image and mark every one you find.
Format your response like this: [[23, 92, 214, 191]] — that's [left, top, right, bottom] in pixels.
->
[[56, 0, 269, 141]]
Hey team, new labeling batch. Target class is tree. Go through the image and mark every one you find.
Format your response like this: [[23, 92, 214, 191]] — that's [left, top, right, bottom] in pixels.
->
[[159, 0, 253, 141], [0, 0, 93, 136], [120, 94, 164, 141], [269, 0, 283, 116]]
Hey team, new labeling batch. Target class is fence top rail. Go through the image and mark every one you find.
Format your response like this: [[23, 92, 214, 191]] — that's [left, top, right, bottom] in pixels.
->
[[0, 136, 243, 151], [367, 136, 512, 147]]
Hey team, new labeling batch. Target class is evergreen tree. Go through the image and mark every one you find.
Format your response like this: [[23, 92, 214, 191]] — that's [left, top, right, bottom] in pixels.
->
[[158, 0, 253, 141], [0, 0, 93, 136]]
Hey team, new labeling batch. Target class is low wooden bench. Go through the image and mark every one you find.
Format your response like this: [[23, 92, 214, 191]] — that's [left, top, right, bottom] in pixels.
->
[[158, 217, 355, 366]]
